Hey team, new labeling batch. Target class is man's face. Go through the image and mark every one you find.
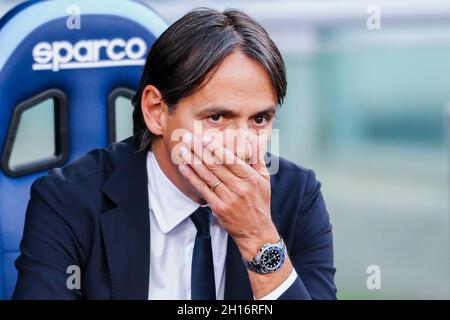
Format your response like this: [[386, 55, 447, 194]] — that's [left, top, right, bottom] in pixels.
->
[[161, 50, 278, 163]]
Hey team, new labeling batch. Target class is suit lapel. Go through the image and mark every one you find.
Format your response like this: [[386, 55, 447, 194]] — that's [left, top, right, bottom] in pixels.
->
[[100, 148, 150, 299]]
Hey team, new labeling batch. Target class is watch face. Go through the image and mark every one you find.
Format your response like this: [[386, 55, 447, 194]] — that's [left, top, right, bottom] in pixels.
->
[[261, 245, 285, 271]]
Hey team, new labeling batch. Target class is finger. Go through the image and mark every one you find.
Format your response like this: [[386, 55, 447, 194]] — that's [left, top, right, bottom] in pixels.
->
[[250, 132, 270, 177], [182, 131, 216, 166], [183, 132, 238, 186], [178, 158, 223, 206], [202, 135, 254, 179], [179, 143, 232, 199]]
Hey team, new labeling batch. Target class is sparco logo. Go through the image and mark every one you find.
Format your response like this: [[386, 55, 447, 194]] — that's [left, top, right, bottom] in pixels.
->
[[32, 37, 147, 72]]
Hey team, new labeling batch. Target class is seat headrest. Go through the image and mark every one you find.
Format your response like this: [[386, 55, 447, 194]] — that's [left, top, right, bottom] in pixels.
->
[[0, 0, 167, 154]]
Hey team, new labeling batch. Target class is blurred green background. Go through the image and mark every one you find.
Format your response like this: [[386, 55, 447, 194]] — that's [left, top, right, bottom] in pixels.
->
[[2, 0, 449, 299]]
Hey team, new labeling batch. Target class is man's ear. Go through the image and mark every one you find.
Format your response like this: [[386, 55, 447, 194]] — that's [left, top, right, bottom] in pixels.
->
[[141, 85, 168, 136]]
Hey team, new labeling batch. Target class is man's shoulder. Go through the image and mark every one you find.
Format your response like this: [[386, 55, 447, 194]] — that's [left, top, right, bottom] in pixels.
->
[[30, 136, 139, 200], [269, 154, 322, 206], [270, 154, 318, 187]]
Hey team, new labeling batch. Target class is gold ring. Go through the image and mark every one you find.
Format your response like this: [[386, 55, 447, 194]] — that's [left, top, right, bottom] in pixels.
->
[[210, 180, 222, 191]]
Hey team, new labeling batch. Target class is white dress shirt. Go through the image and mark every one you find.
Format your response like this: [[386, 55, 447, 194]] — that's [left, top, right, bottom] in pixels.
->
[[146, 151, 296, 300]]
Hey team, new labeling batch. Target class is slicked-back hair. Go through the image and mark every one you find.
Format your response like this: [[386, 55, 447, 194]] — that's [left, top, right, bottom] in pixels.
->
[[132, 7, 287, 151]]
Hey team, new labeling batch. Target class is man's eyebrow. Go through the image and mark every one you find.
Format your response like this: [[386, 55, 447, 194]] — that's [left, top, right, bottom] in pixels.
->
[[195, 105, 277, 118], [195, 106, 238, 118], [252, 106, 278, 117]]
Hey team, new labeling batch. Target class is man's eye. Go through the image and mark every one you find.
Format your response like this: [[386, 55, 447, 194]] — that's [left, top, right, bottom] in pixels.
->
[[254, 115, 268, 125], [209, 114, 222, 122]]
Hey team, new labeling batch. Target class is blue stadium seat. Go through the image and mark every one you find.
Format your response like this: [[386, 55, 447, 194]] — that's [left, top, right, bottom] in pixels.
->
[[0, 0, 167, 299]]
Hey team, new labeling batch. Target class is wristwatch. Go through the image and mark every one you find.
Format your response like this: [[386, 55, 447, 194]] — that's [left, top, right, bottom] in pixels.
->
[[242, 238, 287, 274]]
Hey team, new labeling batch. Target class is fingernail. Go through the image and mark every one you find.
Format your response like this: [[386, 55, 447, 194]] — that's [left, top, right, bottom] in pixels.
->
[[183, 132, 192, 143], [179, 146, 188, 157], [178, 163, 185, 172], [202, 135, 213, 146]]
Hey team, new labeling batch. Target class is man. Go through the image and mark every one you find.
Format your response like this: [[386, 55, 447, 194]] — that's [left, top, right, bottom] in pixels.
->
[[13, 8, 336, 300]]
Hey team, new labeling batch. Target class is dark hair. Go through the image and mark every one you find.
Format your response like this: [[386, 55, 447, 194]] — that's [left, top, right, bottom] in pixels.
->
[[132, 7, 287, 151]]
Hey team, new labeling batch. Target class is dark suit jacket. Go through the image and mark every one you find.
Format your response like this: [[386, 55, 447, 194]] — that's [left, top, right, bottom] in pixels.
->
[[12, 136, 337, 300]]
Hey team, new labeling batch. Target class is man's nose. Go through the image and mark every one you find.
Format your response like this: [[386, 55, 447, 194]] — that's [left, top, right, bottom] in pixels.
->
[[224, 127, 254, 163]]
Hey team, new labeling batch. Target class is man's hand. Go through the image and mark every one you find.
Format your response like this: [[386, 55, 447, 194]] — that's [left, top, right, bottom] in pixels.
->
[[177, 131, 293, 299], [177, 131, 276, 258]]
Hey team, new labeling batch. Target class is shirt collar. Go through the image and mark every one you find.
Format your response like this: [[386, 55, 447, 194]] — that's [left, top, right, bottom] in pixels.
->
[[147, 150, 201, 234]]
